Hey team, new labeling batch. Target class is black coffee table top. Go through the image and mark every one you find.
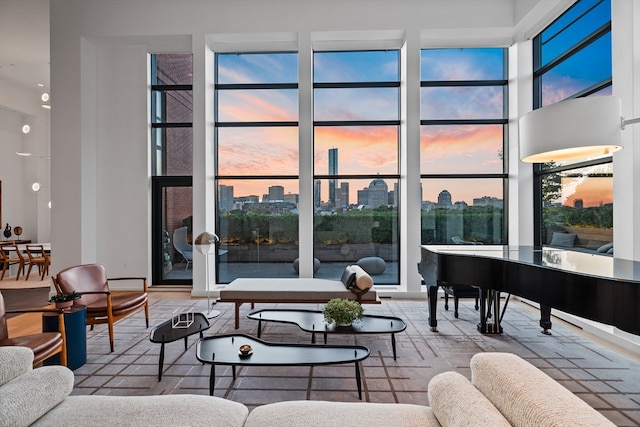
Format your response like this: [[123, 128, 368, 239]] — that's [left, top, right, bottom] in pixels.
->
[[196, 333, 370, 366], [150, 312, 211, 344], [247, 309, 407, 335]]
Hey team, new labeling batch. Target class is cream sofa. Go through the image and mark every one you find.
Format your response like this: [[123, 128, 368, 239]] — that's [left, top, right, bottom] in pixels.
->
[[0, 347, 613, 427]]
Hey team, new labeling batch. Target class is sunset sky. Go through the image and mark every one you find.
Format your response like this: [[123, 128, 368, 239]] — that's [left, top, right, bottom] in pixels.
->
[[215, 25, 613, 207]]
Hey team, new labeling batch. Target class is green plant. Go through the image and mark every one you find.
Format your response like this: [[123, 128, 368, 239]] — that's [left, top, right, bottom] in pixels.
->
[[48, 291, 82, 303], [322, 298, 364, 326]]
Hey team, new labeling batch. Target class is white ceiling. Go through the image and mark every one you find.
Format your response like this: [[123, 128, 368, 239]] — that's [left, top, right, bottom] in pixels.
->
[[0, 0, 565, 94], [0, 0, 50, 91]]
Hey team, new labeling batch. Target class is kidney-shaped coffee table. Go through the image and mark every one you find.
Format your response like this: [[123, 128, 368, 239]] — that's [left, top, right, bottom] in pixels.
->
[[149, 312, 212, 381], [247, 309, 406, 360], [196, 334, 370, 399]]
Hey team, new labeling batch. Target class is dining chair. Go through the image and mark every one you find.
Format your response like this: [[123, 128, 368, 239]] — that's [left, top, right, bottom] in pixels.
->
[[0, 292, 67, 366], [25, 244, 50, 280], [0, 244, 24, 280], [52, 264, 149, 352]]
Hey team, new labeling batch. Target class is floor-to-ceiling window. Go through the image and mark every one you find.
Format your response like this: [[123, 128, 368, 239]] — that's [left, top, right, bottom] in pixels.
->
[[313, 50, 400, 285], [150, 53, 194, 284], [215, 52, 299, 282], [419, 48, 508, 245], [533, 0, 613, 254]]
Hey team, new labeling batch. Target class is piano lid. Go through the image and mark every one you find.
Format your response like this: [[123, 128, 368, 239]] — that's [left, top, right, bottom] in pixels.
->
[[422, 245, 640, 283]]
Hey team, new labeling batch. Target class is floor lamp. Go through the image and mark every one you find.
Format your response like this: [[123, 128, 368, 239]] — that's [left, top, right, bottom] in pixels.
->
[[195, 231, 221, 319]]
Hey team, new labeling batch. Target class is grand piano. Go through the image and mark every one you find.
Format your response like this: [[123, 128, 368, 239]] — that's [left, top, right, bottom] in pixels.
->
[[418, 245, 640, 336]]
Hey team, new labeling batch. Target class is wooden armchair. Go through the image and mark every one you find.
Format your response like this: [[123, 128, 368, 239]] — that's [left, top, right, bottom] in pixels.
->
[[0, 292, 67, 366], [52, 264, 149, 352]]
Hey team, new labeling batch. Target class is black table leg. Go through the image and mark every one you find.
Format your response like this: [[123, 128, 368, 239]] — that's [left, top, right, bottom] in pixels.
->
[[355, 361, 362, 400], [232, 365, 236, 379], [391, 333, 397, 360], [257, 320, 262, 338], [209, 365, 215, 396], [158, 342, 165, 381], [183, 336, 188, 351]]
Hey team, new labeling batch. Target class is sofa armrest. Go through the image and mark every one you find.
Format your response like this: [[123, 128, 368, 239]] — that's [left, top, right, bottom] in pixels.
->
[[0, 346, 34, 386], [0, 365, 73, 427], [471, 352, 615, 427], [428, 371, 511, 427]]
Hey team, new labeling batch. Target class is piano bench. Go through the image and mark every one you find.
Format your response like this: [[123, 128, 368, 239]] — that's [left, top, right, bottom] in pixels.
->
[[443, 286, 479, 318]]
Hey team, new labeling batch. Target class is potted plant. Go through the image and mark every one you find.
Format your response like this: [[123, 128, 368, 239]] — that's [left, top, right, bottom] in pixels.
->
[[322, 298, 364, 327], [49, 291, 82, 310]]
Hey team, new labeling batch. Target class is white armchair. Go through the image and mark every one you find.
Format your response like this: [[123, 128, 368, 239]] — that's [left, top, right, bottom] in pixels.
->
[[172, 226, 193, 270]]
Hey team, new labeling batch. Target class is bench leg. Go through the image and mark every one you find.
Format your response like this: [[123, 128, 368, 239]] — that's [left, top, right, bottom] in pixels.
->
[[235, 302, 241, 329]]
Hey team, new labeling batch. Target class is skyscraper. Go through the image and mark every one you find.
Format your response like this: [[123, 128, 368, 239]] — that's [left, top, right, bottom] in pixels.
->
[[268, 185, 284, 201], [438, 189, 453, 208], [219, 185, 234, 211], [328, 147, 338, 206], [314, 179, 322, 209], [368, 178, 388, 208]]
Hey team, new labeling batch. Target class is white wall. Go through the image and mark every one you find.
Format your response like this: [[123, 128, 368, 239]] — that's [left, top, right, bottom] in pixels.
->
[[47, 0, 637, 294], [0, 79, 51, 243]]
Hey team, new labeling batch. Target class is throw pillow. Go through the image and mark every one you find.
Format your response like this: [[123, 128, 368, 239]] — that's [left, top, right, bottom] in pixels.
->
[[597, 242, 614, 253], [340, 266, 356, 289], [351, 265, 374, 290], [549, 232, 577, 247]]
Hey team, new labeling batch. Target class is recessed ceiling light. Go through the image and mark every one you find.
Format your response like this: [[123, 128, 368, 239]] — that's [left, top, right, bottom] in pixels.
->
[[22, 124, 31, 134], [16, 152, 33, 156], [41, 93, 50, 102], [42, 104, 51, 109], [37, 83, 45, 87]]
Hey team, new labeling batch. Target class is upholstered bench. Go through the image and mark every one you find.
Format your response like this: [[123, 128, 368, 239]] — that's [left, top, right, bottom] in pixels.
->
[[219, 266, 379, 329]]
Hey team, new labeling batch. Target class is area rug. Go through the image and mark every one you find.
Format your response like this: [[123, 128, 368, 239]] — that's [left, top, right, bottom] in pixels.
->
[[70, 296, 640, 425]]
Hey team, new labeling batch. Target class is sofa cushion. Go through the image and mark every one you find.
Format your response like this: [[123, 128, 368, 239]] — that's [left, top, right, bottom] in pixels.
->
[[471, 352, 615, 427], [549, 232, 576, 247], [244, 400, 441, 427], [0, 365, 74, 427], [428, 371, 511, 427], [32, 394, 249, 427], [0, 346, 34, 386]]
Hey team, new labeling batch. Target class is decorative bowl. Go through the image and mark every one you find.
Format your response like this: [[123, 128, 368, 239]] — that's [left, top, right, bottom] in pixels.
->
[[239, 344, 253, 355]]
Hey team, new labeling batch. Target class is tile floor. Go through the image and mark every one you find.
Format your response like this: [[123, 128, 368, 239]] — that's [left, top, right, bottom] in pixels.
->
[[71, 295, 640, 426]]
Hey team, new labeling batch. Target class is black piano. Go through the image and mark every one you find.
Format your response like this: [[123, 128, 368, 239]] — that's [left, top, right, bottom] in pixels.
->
[[418, 245, 640, 336]]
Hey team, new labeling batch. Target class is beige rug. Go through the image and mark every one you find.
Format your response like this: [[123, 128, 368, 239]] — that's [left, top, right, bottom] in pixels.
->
[[0, 275, 51, 290]]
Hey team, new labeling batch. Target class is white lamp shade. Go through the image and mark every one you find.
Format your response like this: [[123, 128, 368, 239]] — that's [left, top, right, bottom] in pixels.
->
[[519, 96, 623, 163], [195, 231, 219, 255]]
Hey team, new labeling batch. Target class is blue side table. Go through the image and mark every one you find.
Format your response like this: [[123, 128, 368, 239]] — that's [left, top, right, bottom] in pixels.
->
[[42, 306, 87, 370]]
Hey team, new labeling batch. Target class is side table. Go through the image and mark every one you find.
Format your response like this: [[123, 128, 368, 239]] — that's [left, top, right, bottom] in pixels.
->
[[43, 305, 87, 370]]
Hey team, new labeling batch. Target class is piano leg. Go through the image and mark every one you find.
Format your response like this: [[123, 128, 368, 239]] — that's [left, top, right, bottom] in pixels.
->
[[477, 289, 503, 334], [540, 304, 552, 335], [427, 284, 439, 332]]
